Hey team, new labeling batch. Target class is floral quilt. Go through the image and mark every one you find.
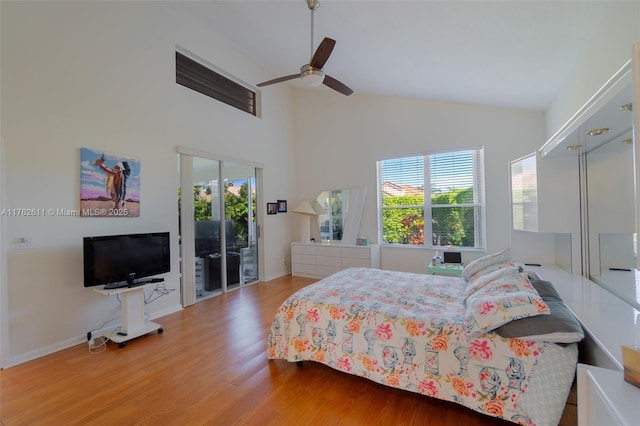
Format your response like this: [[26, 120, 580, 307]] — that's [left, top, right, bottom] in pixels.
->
[[268, 268, 569, 425]]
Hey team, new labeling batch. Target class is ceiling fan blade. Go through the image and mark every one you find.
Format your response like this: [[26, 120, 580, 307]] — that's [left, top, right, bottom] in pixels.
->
[[310, 37, 336, 69], [257, 74, 300, 87], [323, 75, 353, 96]]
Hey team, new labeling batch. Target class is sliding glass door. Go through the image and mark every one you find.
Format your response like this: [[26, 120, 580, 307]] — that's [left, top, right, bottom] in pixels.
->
[[222, 161, 258, 289], [179, 150, 259, 306]]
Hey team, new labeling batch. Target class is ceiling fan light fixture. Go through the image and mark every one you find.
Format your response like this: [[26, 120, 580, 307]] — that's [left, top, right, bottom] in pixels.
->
[[300, 64, 325, 87]]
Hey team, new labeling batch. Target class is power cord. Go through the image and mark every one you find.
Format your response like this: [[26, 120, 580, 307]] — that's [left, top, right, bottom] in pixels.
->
[[88, 327, 124, 353], [144, 283, 175, 304], [87, 284, 174, 353], [86, 316, 120, 353], [88, 336, 108, 353]]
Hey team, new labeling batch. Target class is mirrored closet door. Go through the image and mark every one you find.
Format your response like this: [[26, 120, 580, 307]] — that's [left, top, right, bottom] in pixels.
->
[[584, 83, 637, 310]]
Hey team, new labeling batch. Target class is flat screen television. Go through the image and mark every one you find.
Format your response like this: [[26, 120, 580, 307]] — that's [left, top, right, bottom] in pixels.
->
[[83, 232, 170, 289]]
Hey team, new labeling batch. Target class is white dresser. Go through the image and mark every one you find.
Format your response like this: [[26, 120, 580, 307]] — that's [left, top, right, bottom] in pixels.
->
[[291, 242, 380, 279]]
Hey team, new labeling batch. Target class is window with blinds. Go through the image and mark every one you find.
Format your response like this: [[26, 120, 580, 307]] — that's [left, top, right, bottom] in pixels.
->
[[176, 51, 257, 116], [378, 147, 485, 249]]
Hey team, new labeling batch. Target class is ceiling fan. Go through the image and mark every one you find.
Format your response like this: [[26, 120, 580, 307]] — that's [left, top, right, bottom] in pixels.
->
[[257, 0, 353, 96]]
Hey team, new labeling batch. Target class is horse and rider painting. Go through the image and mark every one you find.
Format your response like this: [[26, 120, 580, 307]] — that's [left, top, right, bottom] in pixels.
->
[[80, 148, 140, 217]]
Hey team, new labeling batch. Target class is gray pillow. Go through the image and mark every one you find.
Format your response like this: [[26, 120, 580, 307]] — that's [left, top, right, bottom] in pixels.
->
[[529, 279, 561, 300], [495, 281, 584, 343]]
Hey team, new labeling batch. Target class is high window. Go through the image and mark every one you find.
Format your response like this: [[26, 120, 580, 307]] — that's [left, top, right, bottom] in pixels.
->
[[176, 51, 257, 116], [377, 148, 485, 249]]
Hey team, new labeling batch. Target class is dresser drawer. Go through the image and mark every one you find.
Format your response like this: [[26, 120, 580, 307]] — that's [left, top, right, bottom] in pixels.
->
[[291, 243, 379, 278], [293, 253, 316, 265], [293, 244, 316, 255], [342, 247, 370, 259], [317, 255, 342, 268], [317, 266, 341, 277], [292, 263, 317, 276], [316, 246, 341, 257], [342, 257, 371, 268]]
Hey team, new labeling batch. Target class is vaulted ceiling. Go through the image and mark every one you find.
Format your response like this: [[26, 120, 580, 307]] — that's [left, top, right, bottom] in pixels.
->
[[179, 1, 635, 111]]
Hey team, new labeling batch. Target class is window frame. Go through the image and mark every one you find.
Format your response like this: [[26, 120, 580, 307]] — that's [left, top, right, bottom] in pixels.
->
[[377, 147, 486, 250]]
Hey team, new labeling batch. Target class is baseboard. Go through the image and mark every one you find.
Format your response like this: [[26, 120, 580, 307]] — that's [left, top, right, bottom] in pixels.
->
[[262, 270, 290, 282], [6, 335, 85, 368], [148, 304, 183, 321], [5, 303, 183, 369]]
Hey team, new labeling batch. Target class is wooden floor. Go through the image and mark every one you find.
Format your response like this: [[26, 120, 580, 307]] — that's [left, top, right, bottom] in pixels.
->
[[0, 275, 573, 426]]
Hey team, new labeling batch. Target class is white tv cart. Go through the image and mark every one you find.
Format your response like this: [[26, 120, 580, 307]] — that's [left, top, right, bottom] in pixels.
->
[[93, 282, 163, 347]]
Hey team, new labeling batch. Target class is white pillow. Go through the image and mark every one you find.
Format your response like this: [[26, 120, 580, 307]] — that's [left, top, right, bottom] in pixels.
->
[[462, 249, 511, 281], [464, 265, 520, 300], [465, 272, 549, 339]]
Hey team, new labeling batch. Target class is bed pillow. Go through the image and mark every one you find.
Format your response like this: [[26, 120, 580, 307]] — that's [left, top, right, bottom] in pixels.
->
[[495, 279, 584, 343], [466, 261, 517, 286], [464, 265, 520, 300], [465, 272, 549, 339], [529, 278, 561, 300], [462, 248, 511, 281], [494, 299, 584, 342]]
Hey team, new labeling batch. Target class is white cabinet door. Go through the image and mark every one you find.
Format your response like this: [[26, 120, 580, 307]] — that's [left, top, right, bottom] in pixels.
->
[[577, 364, 640, 425]]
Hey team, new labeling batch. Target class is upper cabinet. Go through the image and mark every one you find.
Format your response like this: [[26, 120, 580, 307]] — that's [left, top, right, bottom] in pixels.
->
[[533, 51, 639, 310], [539, 62, 632, 159]]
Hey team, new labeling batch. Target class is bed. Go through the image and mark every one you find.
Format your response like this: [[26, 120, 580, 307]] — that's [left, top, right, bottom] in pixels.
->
[[267, 251, 584, 426]]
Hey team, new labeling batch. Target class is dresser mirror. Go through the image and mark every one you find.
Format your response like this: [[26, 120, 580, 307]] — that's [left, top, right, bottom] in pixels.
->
[[583, 81, 638, 309], [315, 187, 366, 244]]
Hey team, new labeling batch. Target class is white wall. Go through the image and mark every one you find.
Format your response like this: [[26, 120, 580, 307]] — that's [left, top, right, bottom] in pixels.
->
[[292, 91, 545, 272], [4, 1, 632, 367], [0, 2, 296, 366], [546, 2, 639, 140]]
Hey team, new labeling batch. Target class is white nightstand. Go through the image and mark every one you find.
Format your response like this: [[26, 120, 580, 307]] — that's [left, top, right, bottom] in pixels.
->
[[427, 264, 464, 277]]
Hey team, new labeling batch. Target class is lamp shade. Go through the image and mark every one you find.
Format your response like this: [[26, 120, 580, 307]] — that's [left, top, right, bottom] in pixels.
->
[[311, 200, 325, 215], [293, 200, 317, 216]]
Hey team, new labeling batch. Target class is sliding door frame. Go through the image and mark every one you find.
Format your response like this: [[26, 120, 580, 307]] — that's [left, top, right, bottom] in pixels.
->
[[177, 146, 263, 307]]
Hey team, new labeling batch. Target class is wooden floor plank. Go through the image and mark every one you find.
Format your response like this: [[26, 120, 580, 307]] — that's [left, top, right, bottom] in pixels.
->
[[0, 275, 569, 426]]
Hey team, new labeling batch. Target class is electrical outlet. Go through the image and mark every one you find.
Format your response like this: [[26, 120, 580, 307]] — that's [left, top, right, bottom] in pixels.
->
[[88, 337, 101, 350], [15, 237, 32, 250]]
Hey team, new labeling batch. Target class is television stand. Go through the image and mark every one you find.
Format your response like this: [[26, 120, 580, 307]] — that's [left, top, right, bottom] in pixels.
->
[[93, 282, 163, 347]]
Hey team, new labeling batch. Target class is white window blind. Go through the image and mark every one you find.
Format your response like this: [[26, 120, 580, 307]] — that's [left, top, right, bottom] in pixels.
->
[[378, 148, 485, 249]]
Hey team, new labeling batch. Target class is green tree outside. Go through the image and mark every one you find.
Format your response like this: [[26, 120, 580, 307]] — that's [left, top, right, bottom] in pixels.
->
[[383, 187, 475, 247], [178, 181, 255, 249]]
